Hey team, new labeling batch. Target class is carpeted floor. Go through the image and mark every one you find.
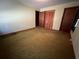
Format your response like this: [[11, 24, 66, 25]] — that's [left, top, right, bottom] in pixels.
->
[[0, 27, 75, 59]]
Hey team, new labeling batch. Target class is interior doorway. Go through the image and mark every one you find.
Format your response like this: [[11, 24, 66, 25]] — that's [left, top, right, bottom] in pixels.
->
[[35, 11, 39, 27]]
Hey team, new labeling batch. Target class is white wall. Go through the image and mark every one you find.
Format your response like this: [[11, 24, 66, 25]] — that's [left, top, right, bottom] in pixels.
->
[[71, 27, 79, 59], [40, 1, 79, 30], [71, 19, 79, 59], [0, 0, 35, 35]]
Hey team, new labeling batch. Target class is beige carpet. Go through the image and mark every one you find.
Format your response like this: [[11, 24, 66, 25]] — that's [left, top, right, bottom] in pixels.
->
[[0, 27, 75, 59]]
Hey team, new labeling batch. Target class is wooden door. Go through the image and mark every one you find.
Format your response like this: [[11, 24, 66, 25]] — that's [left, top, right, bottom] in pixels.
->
[[60, 7, 78, 33], [39, 12, 45, 27], [44, 10, 55, 30]]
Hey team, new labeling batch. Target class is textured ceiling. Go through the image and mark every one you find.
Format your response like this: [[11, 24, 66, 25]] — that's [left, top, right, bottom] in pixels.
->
[[0, 0, 79, 10], [19, 0, 78, 9]]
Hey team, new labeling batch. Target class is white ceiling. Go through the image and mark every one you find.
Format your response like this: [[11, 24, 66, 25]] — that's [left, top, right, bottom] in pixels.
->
[[19, 0, 78, 9]]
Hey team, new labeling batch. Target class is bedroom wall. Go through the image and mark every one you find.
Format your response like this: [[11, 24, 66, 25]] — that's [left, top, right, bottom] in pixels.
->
[[40, 1, 79, 30], [71, 27, 79, 59], [0, 0, 35, 35], [71, 19, 79, 59]]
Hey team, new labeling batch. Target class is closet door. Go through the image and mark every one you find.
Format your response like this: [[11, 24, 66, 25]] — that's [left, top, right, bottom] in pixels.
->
[[39, 12, 45, 27], [44, 11, 55, 30]]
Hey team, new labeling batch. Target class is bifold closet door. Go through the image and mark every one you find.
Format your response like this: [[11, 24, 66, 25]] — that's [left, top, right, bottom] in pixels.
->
[[39, 11, 55, 30], [44, 11, 55, 30], [39, 12, 45, 27]]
